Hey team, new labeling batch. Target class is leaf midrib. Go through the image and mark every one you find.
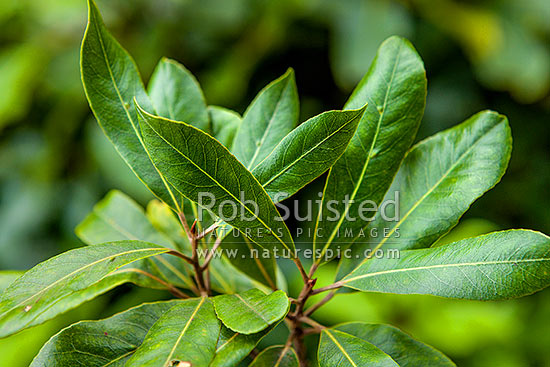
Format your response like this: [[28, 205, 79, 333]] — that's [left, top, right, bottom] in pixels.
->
[[90, 11, 180, 211], [247, 78, 290, 170], [255, 112, 359, 188], [141, 113, 291, 253], [344, 258, 550, 284], [315, 42, 403, 259], [352, 117, 504, 271], [164, 297, 206, 365], [324, 330, 357, 367], [0, 247, 167, 318]]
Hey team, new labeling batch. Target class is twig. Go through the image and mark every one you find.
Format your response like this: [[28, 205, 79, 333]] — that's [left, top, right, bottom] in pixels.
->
[[119, 268, 189, 299], [293, 258, 309, 284], [200, 235, 223, 271], [195, 223, 220, 241], [310, 281, 344, 295], [304, 290, 336, 317]]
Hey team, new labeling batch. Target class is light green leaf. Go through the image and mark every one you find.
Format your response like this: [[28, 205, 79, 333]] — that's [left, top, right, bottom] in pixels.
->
[[252, 107, 365, 202], [76, 190, 194, 290], [0, 241, 170, 338], [81, 0, 174, 205], [209, 105, 242, 148], [232, 69, 299, 170], [343, 230, 550, 300], [146, 199, 190, 251], [318, 329, 398, 367], [127, 297, 220, 367], [30, 300, 181, 366], [314, 36, 426, 261], [335, 323, 455, 366], [249, 345, 299, 367], [136, 103, 295, 256], [337, 110, 512, 279], [148, 57, 209, 131], [210, 324, 275, 367], [213, 289, 289, 334], [0, 271, 23, 294]]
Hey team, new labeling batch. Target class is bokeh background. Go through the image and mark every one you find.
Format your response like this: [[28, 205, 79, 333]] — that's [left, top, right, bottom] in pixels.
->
[[1, 0, 549, 365]]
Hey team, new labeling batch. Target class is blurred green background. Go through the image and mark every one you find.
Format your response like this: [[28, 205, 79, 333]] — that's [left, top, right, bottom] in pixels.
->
[[0, 0, 549, 365]]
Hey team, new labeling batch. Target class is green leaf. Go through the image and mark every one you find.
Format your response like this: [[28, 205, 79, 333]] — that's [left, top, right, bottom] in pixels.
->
[[127, 297, 220, 367], [0, 271, 23, 294], [343, 230, 550, 300], [136, 103, 295, 256], [335, 323, 455, 366], [209, 105, 242, 148], [0, 241, 170, 338], [252, 107, 365, 202], [318, 329, 398, 367], [210, 325, 275, 367], [148, 57, 209, 132], [76, 190, 195, 290], [249, 345, 299, 367], [30, 300, 181, 366], [232, 69, 299, 170], [219, 230, 278, 289], [81, 0, 174, 205], [314, 36, 426, 260], [213, 289, 289, 334], [337, 110, 512, 279]]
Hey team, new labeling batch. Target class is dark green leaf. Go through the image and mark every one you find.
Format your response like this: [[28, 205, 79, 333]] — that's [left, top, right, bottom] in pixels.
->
[[219, 230, 278, 289], [252, 107, 365, 202], [209, 105, 241, 148], [337, 110, 512, 279], [30, 300, 181, 366], [318, 329, 398, 367], [314, 36, 426, 261], [343, 230, 550, 300], [335, 323, 455, 366], [232, 69, 299, 169], [213, 289, 289, 334], [127, 297, 220, 366], [0, 241, 170, 337], [249, 345, 299, 367], [81, 0, 174, 204], [148, 57, 209, 131], [136, 103, 295, 256], [210, 325, 275, 367]]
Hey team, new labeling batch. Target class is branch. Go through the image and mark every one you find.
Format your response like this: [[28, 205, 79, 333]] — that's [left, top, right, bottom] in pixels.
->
[[304, 290, 336, 317], [310, 281, 344, 295]]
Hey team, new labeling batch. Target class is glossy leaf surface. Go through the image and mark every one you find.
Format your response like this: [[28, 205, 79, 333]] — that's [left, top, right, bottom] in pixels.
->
[[209, 105, 241, 148], [137, 103, 295, 255], [213, 289, 289, 334], [210, 325, 275, 367], [81, 0, 172, 204], [76, 190, 194, 290], [318, 329, 398, 367], [335, 323, 455, 366], [127, 297, 220, 367], [31, 300, 181, 366], [0, 241, 170, 337], [148, 57, 209, 131], [314, 36, 426, 260], [338, 110, 512, 278], [232, 69, 299, 169], [253, 107, 365, 201], [249, 345, 299, 367], [343, 230, 550, 300]]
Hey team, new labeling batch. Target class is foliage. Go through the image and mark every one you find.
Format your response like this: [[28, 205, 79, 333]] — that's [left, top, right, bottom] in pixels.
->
[[0, 0, 549, 366]]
